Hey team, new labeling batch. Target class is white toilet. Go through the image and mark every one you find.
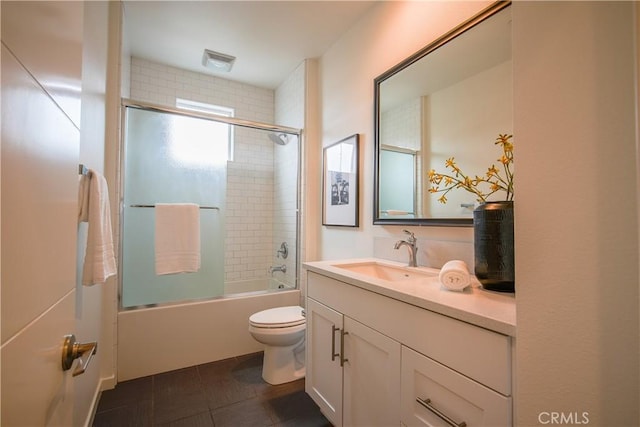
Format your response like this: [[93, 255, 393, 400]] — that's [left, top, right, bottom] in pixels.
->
[[248, 305, 306, 385]]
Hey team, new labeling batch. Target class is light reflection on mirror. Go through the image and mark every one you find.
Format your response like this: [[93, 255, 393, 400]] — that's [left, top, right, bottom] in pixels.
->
[[374, 2, 512, 226], [326, 142, 355, 174]]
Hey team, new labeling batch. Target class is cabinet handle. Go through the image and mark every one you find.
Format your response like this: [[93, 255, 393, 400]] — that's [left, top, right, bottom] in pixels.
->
[[340, 330, 348, 367], [416, 397, 467, 427], [331, 325, 340, 361]]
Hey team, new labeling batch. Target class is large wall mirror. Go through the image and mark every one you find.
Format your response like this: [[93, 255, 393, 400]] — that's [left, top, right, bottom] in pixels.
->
[[374, 1, 512, 226]]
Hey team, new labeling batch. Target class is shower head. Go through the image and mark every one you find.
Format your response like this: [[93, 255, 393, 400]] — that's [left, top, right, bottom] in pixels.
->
[[268, 133, 290, 146]]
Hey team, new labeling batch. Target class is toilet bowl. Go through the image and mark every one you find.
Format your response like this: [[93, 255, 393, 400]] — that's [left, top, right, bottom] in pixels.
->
[[249, 306, 306, 385]]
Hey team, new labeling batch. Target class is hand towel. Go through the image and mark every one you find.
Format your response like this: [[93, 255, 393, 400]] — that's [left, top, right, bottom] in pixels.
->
[[78, 174, 90, 222], [439, 260, 471, 291], [155, 203, 201, 275], [82, 170, 117, 286]]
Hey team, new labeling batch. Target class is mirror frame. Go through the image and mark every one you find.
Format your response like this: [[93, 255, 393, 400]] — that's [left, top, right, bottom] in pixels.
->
[[373, 1, 511, 227]]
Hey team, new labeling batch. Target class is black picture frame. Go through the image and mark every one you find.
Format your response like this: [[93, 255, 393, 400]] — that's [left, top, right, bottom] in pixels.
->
[[322, 134, 359, 227]]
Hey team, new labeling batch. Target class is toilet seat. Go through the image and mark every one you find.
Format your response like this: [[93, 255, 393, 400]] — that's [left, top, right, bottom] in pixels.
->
[[249, 306, 305, 328]]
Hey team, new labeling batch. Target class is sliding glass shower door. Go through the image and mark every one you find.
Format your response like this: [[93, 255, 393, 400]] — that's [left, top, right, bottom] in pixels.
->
[[121, 106, 227, 308]]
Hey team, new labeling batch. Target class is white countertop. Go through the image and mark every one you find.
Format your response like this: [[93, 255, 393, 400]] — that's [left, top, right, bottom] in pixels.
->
[[303, 258, 516, 337]]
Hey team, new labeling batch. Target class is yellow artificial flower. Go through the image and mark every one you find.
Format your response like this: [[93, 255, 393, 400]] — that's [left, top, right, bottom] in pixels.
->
[[427, 134, 514, 203]]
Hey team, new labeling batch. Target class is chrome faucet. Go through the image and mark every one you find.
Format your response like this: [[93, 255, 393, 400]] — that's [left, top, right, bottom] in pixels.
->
[[276, 242, 289, 259], [269, 264, 287, 275], [394, 229, 418, 267]]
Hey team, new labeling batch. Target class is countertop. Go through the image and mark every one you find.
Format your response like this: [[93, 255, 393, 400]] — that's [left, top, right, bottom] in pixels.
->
[[303, 258, 516, 337]]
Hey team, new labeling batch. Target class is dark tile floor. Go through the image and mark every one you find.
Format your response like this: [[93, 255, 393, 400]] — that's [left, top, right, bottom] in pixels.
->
[[93, 352, 331, 427]]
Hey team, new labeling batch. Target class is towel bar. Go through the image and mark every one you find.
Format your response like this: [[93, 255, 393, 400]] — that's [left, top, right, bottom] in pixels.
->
[[130, 204, 219, 210]]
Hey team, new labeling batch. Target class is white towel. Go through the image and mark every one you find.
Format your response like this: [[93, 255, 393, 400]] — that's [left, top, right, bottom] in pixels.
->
[[82, 170, 117, 286], [78, 174, 90, 222], [439, 260, 471, 291], [155, 203, 201, 275]]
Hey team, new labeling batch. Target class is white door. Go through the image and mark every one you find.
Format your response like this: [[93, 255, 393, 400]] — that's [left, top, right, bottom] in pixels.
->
[[1, 2, 84, 425], [306, 298, 344, 427], [343, 316, 401, 427]]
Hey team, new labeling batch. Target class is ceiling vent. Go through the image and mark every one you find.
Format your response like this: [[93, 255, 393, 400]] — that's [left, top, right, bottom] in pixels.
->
[[202, 49, 236, 72]]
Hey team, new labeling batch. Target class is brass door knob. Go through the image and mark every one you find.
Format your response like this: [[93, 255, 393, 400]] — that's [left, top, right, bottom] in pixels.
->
[[61, 334, 97, 377]]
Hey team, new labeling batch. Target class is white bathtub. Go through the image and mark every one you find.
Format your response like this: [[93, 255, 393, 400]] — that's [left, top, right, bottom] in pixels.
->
[[224, 277, 293, 295], [117, 287, 301, 381]]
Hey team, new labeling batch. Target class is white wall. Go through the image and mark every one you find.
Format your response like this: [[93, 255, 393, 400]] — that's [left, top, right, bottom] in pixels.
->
[[317, 1, 493, 266], [76, 2, 114, 425], [513, 2, 638, 425]]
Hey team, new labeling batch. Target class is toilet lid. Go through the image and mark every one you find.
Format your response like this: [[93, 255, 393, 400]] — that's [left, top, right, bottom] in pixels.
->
[[249, 306, 305, 328]]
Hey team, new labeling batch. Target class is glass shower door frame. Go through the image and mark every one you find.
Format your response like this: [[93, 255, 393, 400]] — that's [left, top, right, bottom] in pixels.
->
[[118, 99, 302, 310]]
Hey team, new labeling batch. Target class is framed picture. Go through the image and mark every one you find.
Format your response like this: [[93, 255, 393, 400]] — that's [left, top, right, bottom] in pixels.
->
[[323, 134, 359, 227]]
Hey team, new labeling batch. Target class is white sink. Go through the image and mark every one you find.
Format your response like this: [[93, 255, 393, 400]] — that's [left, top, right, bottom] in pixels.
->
[[331, 260, 437, 282]]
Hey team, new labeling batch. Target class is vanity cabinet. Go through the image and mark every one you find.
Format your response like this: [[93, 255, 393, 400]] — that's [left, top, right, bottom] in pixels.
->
[[401, 346, 510, 426], [305, 270, 513, 427], [306, 298, 401, 427], [306, 299, 343, 425]]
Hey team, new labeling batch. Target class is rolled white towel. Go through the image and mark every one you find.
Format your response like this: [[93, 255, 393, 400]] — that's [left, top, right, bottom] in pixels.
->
[[439, 260, 471, 291]]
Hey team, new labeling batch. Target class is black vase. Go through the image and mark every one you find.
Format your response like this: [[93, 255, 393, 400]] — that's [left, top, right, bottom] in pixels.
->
[[473, 201, 515, 292]]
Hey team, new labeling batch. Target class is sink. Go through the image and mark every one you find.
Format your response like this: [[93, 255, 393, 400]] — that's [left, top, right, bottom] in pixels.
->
[[332, 261, 437, 282]]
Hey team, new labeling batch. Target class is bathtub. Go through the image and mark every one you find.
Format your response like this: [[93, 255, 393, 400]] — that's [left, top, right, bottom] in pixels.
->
[[117, 286, 301, 381], [224, 277, 293, 295]]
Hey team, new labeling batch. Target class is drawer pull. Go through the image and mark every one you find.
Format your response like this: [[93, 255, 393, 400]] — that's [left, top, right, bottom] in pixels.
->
[[331, 325, 340, 361], [416, 397, 467, 427]]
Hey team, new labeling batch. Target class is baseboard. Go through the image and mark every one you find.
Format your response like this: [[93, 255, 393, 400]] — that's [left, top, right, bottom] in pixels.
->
[[83, 374, 117, 427]]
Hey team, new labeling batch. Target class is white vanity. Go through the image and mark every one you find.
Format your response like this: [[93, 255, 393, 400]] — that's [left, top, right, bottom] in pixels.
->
[[303, 258, 516, 427]]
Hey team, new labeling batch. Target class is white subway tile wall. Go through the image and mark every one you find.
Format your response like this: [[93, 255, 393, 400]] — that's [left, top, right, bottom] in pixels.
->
[[273, 62, 305, 288], [130, 57, 274, 123], [381, 97, 421, 151], [129, 57, 287, 284]]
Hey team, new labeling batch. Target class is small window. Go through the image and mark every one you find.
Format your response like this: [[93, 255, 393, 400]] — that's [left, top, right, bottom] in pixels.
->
[[176, 98, 235, 161]]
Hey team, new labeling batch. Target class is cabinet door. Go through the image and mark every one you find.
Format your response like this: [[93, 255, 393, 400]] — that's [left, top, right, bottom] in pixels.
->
[[401, 346, 511, 427], [306, 298, 344, 427], [343, 317, 401, 427]]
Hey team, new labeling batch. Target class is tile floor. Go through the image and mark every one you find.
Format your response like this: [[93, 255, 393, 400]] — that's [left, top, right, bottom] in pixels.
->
[[92, 352, 331, 426]]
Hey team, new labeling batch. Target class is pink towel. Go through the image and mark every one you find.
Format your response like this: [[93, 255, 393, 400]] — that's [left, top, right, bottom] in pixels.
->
[[82, 170, 117, 286], [155, 203, 201, 275]]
